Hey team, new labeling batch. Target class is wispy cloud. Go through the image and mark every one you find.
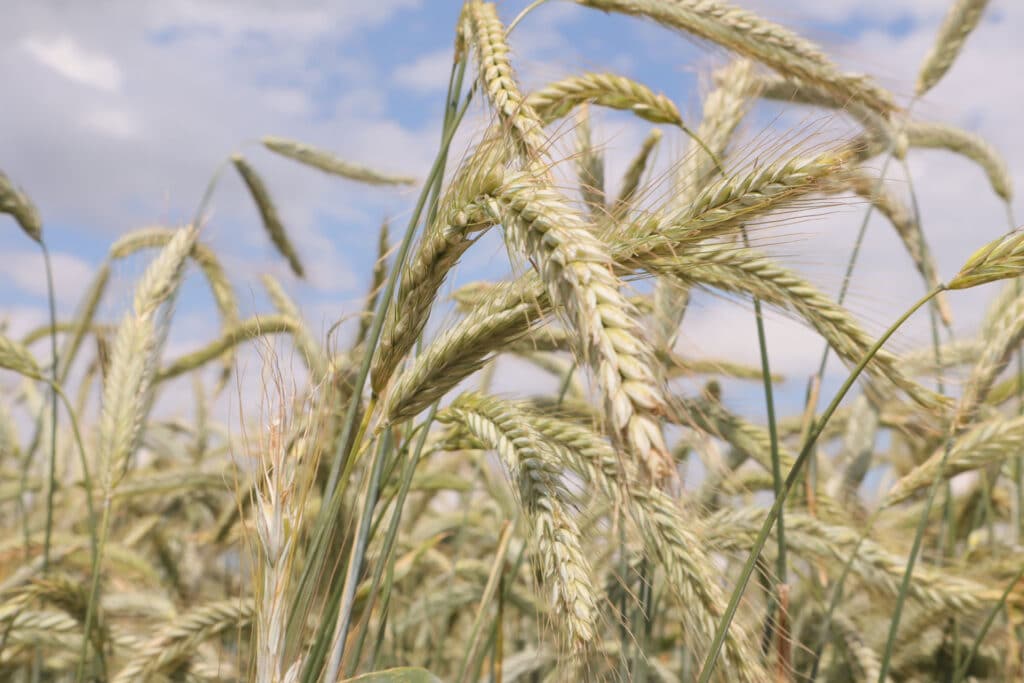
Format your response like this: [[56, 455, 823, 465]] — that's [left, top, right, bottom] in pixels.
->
[[22, 34, 123, 91], [1, 249, 95, 308], [392, 49, 452, 94]]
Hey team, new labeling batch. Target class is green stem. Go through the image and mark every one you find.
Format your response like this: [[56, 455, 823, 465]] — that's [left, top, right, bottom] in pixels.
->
[[322, 429, 393, 683], [40, 242, 59, 573], [742, 227, 786, 646], [697, 285, 942, 683], [344, 404, 439, 675], [289, 54, 472, 645], [876, 434, 956, 682], [811, 103, 916, 406], [556, 361, 577, 405], [952, 564, 1024, 683]]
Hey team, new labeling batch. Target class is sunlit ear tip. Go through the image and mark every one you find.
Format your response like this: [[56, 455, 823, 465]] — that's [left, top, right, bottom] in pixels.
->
[[948, 230, 1024, 290]]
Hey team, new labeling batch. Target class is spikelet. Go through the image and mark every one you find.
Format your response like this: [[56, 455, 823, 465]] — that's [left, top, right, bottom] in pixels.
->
[[371, 146, 504, 395], [262, 136, 416, 186], [578, 0, 897, 114], [528, 411, 767, 682], [0, 169, 42, 243], [0, 334, 43, 380], [885, 415, 1024, 506], [439, 393, 598, 648], [948, 231, 1024, 290], [916, 0, 990, 96], [613, 128, 662, 216], [355, 221, 390, 348], [110, 226, 240, 381], [468, 0, 673, 481], [98, 226, 197, 491], [573, 104, 606, 219], [525, 71, 684, 126], [489, 170, 674, 481], [111, 598, 254, 682], [232, 154, 305, 277], [464, 1, 548, 155]]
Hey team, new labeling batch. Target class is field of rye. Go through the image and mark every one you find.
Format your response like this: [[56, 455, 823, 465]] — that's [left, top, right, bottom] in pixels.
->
[[2, 0, 1023, 681]]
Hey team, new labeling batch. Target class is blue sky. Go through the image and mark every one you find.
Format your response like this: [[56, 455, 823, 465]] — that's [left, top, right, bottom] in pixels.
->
[[1, 0, 1022, 432]]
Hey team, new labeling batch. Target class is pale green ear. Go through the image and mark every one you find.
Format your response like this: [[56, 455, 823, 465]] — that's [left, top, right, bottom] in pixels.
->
[[0, 168, 42, 243], [948, 230, 1024, 290]]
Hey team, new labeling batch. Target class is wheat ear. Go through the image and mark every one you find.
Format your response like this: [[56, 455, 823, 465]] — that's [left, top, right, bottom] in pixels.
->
[[385, 288, 545, 422], [439, 393, 599, 648], [885, 414, 1024, 506], [110, 226, 240, 379], [355, 220, 390, 348], [643, 241, 948, 411], [526, 71, 683, 126], [232, 154, 305, 277], [0, 169, 42, 243], [916, 0, 990, 96], [578, 0, 897, 114], [0, 335, 44, 380], [372, 149, 505, 395], [950, 282, 1024, 426], [636, 150, 847, 246], [613, 128, 662, 218], [573, 104, 607, 220], [528, 411, 767, 682], [99, 225, 197, 492], [488, 170, 674, 481], [262, 136, 416, 186], [704, 508, 994, 613], [949, 230, 1024, 291], [156, 315, 299, 382], [466, 1, 673, 480], [111, 598, 254, 682]]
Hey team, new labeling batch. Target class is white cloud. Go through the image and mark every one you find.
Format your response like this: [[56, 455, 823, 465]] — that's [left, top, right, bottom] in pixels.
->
[[22, 34, 122, 91], [147, 0, 422, 41], [392, 49, 452, 94], [2, 250, 95, 308]]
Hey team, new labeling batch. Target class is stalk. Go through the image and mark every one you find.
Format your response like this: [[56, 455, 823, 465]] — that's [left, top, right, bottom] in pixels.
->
[[698, 285, 942, 682], [40, 242, 59, 572], [288, 54, 473, 650]]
